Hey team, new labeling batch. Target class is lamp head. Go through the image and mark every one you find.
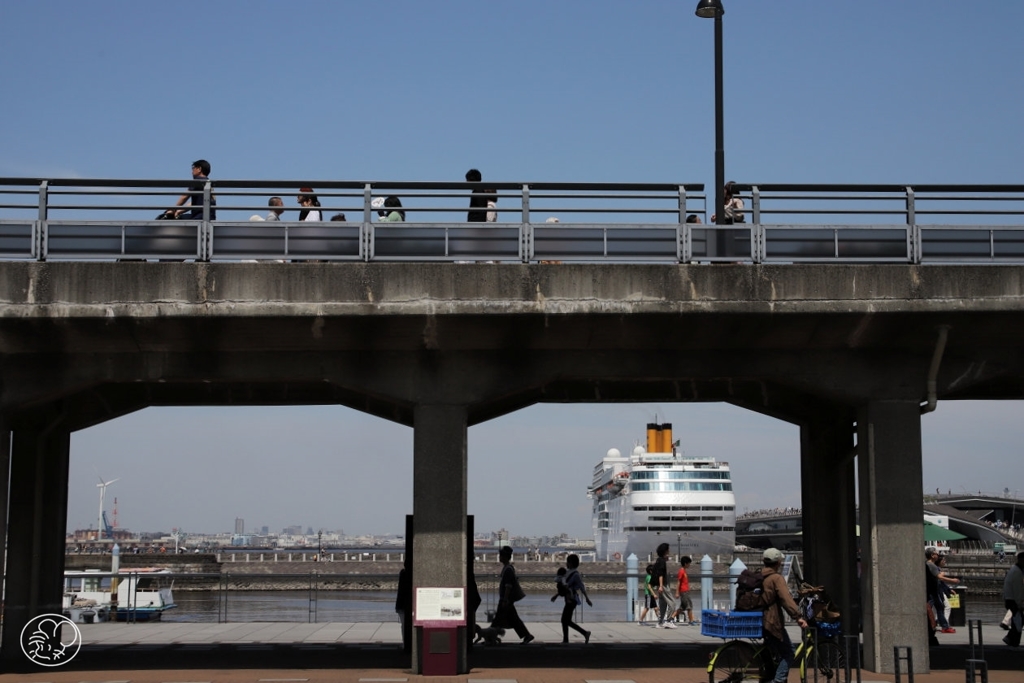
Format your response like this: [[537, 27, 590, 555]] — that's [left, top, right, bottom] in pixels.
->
[[695, 0, 724, 18]]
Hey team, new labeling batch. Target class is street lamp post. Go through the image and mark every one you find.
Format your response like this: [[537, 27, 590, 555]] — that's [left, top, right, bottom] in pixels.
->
[[695, 0, 726, 227]]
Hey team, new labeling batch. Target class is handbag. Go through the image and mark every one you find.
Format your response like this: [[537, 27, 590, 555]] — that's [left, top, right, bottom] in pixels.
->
[[510, 576, 526, 602], [504, 566, 526, 602]]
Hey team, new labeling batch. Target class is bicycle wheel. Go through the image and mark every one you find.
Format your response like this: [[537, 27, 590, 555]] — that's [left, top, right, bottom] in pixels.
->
[[807, 641, 846, 682], [708, 640, 763, 683]]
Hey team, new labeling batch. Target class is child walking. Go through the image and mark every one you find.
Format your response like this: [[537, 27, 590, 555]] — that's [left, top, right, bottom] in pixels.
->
[[639, 563, 658, 625], [553, 554, 592, 643]]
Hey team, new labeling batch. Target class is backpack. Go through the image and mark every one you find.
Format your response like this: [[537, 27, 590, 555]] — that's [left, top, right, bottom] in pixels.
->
[[735, 568, 765, 611]]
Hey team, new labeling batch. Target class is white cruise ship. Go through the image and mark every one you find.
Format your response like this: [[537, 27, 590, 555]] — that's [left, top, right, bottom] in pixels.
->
[[589, 422, 736, 561]]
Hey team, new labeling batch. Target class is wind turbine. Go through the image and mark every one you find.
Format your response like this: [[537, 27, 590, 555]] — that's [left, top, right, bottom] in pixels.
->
[[97, 476, 119, 540]]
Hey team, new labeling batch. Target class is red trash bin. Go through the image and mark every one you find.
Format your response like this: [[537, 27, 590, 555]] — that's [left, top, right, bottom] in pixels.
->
[[420, 627, 458, 676]]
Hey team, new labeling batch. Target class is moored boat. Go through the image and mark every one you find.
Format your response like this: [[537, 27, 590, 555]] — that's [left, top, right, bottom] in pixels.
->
[[63, 567, 177, 622]]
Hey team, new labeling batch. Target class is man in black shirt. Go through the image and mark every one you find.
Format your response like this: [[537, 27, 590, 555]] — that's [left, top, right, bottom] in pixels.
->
[[167, 159, 216, 220]]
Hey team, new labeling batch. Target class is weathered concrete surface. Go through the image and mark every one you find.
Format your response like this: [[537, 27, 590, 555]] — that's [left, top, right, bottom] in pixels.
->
[[2, 262, 1024, 317], [2, 263, 1023, 430]]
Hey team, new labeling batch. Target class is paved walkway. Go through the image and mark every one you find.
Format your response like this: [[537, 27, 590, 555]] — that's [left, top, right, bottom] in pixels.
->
[[1, 622, 1019, 683]]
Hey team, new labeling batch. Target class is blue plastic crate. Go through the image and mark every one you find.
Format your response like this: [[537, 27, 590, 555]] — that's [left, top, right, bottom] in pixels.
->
[[814, 620, 842, 638], [701, 609, 763, 638]]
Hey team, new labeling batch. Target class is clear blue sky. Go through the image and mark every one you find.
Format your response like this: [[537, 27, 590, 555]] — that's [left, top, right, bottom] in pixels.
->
[[2, 1, 1021, 538]]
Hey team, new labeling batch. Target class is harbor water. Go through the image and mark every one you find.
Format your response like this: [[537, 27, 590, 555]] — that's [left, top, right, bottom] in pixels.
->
[[163, 589, 1011, 626]]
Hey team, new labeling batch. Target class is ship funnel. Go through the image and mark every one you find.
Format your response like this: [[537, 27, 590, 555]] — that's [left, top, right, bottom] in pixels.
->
[[662, 423, 673, 453], [647, 423, 659, 453]]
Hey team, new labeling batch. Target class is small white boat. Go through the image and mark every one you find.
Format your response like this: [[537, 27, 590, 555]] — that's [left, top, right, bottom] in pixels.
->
[[63, 568, 176, 622]]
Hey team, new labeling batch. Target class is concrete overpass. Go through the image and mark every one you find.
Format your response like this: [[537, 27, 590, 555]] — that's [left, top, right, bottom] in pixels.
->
[[3, 261, 1024, 672], [3, 180, 1024, 673]]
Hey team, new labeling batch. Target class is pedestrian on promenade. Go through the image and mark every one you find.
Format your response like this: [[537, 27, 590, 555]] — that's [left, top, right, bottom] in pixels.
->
[[671, 555, 695, 625], [759, 548, 808, 683], [496, 545, 534, 644], [653, 542, 675, 629], [1003, 550, 1024, 647], [553, 553, 592, 644], [926, 547, 958, 633], [638, 563, 657, 625], [395, 558, 412, 653]]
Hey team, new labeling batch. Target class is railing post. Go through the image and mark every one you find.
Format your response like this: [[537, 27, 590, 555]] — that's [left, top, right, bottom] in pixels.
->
[[906, 186, 920, 264], [36, 180, 49, 261], [626, 552, 639, 621], [728, 557, 745, 610], [363, 183, 374, 261], [679, 185, 690, 263], [700, 554, 714, 613], [521, 184, 531, 263], [201, 179, 213, 261], [751, 185, 764, 264]]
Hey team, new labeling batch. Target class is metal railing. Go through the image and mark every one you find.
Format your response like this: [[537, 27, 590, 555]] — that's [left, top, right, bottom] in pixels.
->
[[3, 179, 1024, 263]]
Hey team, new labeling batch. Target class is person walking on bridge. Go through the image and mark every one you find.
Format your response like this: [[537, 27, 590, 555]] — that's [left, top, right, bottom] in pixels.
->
[[166, 159, 216, 220]]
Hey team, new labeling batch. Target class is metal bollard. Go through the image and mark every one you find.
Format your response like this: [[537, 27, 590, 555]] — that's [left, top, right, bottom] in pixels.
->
[[967, 619, 984, 660], [893, 645, 913, 683], [843, 634, 861, 683], [965, 659, 988, 683]]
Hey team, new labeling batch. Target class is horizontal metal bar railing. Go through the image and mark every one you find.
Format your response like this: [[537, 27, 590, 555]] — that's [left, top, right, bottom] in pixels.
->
[[3, 179, 1024, 263]]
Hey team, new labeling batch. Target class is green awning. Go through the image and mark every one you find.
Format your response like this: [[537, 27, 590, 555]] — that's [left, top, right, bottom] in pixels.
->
[[924, 521, 967, 542]]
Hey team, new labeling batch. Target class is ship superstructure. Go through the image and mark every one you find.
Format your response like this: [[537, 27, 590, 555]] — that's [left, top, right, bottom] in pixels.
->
[[589, 422, 736, 561]]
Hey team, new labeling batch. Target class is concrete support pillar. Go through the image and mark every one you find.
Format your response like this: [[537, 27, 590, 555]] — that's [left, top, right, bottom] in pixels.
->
[[0, 419, 10, 659], [800, 415, 857, 640], [411, 403, 468, 674], [1, 426, 71, 663], [857, 401, 928, 673]]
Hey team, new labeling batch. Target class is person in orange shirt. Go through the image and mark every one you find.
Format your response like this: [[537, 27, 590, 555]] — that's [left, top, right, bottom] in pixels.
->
[[671, 556, 696, 625]]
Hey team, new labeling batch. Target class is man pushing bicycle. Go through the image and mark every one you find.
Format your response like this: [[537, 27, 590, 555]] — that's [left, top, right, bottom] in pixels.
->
[[759, 548, 808, 683]]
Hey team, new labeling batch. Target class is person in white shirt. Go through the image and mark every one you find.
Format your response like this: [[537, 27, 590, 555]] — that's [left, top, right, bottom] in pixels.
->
[[297, 188, 322, 221]]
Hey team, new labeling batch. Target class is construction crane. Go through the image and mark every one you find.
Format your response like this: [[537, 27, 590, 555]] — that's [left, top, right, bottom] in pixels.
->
[[102, 511, 115, 539]]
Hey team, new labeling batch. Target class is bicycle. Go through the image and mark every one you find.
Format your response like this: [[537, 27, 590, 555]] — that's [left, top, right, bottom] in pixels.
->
[[705, 585, 846, 683]]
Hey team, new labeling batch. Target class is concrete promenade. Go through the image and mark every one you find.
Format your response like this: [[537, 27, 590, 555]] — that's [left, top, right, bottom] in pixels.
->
[[2, 622, 1019, 682]]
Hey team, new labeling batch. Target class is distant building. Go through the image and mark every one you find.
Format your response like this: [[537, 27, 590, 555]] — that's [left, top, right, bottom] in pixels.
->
[[261, 525, 269, 535], [282, 525, 302, 536], [235, 517, 245, 534]]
